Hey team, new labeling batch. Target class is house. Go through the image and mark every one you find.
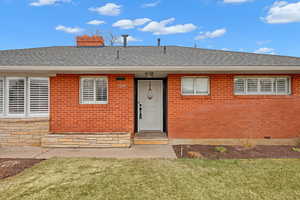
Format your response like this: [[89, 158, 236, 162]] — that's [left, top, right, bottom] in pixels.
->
[[1, 34, 300, 148]]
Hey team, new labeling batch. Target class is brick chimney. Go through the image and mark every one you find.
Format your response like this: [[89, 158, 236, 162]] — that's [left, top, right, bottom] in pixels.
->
[[76, 35, 105, 47]]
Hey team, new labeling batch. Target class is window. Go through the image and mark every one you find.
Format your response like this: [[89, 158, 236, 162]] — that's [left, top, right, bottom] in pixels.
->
[[80, 77, 108, 104], [182, 77, 209, 95], [29, 78, 49, 115], [234, 77, 290, 95], [7, 77, 25, 116], [0, 78, 4, 115], [0, 77, 49, 118]]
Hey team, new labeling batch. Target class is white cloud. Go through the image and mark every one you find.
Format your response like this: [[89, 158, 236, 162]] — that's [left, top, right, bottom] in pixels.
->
[[30, 0, 70, 6], [223, 0, 251, 3], [142, 1, 160, 8], [116, 36, 142, 44], [55, 25, 84, 34], [254, 47, 275, 54], [87, 20, 106, 26], [113, 18, 151, 29], [263, 1, 300, 24], [195, 28, 227, 40], [89, 3, 121, 16], [140, 18, 197, 35]]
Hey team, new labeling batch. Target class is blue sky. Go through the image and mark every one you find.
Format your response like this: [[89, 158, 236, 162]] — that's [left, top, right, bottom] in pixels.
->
[[1, 0, 300, 57]]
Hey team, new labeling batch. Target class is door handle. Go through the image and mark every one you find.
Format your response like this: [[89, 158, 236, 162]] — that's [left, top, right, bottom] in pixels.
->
[[139, 103, 143, 119]]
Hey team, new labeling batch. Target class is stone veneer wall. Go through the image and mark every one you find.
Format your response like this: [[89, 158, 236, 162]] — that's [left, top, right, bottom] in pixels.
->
[[0, 118, 49, 147], [41, 133, 131, 148]]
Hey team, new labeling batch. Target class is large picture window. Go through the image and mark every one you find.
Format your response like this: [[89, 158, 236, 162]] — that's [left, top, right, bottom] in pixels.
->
[[181, 77, 210, 95], [0, 77, 49, 118], [234, 77, 291, 95], [80, 77, 108, 104]]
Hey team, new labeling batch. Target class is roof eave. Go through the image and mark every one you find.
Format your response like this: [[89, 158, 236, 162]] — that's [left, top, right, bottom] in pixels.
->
[[1, 65, 300, 73]]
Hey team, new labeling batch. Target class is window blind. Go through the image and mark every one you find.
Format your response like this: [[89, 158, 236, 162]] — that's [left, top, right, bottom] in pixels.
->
[[29, 78, 49, 114], [81, 77, 108, 104], [0, 78, 4, 114], [234, 77, 290, 95], [7, 78, 25, 115]]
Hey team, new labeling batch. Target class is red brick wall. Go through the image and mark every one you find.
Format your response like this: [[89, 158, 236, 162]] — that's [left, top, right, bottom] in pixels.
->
[[50, 74, 134, 134], [168, 74, 300, 139]]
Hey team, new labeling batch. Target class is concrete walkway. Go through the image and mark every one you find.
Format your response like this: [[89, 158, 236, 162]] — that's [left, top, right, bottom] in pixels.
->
[[0, 145, 177, 159]]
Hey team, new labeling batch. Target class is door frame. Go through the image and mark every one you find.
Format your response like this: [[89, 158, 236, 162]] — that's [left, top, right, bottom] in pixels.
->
[[134, 78, 167, 135]]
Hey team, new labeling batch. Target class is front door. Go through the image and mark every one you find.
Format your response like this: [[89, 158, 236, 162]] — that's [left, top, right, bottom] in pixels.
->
[[137, 80, 163, 132]]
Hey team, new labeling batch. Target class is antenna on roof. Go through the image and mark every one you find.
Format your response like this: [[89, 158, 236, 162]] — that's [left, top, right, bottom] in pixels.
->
[[163, 46, 167, 55], [116, 50, 120, 60]]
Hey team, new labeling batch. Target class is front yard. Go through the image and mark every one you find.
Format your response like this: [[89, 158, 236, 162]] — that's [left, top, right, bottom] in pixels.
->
[[1, 158, 300, 200]]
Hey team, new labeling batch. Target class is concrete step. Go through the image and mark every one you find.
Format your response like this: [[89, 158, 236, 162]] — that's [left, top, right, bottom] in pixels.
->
[[133, 138, 169, 145]]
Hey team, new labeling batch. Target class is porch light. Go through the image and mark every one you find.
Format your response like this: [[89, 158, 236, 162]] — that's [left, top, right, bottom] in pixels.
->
[[147, 80, 153, 100]]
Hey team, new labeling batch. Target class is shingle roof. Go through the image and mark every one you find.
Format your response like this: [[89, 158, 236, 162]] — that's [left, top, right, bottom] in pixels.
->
[[1, 46, 300, 66]]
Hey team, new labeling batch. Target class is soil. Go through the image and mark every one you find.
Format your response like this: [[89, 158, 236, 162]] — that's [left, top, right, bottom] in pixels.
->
[[0, 159, 44, 179], [173, 145, 300, 159]]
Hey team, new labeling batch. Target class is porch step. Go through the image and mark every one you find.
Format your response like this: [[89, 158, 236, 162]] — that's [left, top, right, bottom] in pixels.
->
[[133, 138, 169, 145], [134, 132, 168, 145]]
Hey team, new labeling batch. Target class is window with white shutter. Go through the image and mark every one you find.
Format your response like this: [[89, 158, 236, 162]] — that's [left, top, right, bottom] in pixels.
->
[[0, 76, 49, 118], [29, 78, 49, 116], [234, 77, 291, 95], [0, 78, 4, 115], [80, 77, 108, 104], [182, 77, 209, 95], [7, 78, 25, 116]]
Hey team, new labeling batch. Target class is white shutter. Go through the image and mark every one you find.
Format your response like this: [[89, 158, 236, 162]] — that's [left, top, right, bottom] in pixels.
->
[[195, 78, 209, 94], [234, 79, 245, 94], [7, 78, 25, 116], [276, 78, 289, 94], [247, 79, 258, 93], [29, 78, 49, 116], [95, 78, 108, 102], [260, 78, 274, 93], [81, 77, 108, 104], [81, 79, 95, 104], [0, 78, 4, 114]]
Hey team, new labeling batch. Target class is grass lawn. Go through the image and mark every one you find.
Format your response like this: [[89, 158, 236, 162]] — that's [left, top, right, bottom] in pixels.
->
[[1, 158, 300, 200]]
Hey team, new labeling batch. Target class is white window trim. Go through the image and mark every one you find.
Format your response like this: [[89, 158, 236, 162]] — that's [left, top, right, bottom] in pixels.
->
[[0, 77, 4, 117], [0, 76, 50, 118], [80, 77, 108, 104], [234, 76, 291, 95], [181, 76, 210, 96]]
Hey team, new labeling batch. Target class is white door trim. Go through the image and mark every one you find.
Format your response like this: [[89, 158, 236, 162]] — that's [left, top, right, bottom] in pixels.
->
[[137, 80, 163, 132]]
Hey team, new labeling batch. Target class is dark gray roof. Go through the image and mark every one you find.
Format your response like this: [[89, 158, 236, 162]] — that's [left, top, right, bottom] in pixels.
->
[[1, 46, 300, 66]]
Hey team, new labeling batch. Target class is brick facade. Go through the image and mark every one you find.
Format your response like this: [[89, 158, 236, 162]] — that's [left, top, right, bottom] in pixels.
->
[[168, 74, 300, 139], [50, 74, 135, 135]]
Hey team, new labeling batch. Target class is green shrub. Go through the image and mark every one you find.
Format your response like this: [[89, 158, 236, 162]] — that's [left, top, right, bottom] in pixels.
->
[[215, 146, 227, 153], [292, 147, 300, 152]]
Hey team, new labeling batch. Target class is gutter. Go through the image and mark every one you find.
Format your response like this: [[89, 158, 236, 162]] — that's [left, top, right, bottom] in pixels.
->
[[1, 65, 300, 73]]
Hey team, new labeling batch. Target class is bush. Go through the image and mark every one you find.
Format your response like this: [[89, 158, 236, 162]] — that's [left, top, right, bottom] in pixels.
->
[[292, 147, 300, 153], [215, 146, 227, 153]]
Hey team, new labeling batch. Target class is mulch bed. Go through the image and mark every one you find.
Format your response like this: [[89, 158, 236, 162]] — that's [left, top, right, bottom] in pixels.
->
[[0, 159, 44, 179], [173, 145, 300, 159]]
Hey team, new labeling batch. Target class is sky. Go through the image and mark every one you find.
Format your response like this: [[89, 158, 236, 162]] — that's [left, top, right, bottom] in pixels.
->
[[1, 0, 300, 57]]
